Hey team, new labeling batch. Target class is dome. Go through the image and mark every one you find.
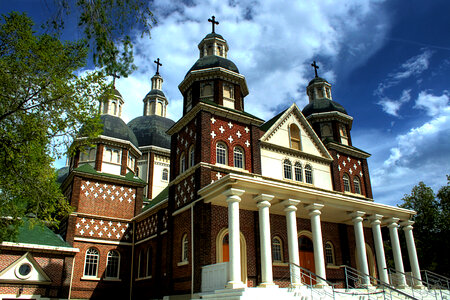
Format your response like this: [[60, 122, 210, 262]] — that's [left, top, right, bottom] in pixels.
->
[[308, 77, 328, 86], [99, 114, 139, 147], [186, 55, 239, 77], [127, 115, 175, 148], [113, 88, 123, 98], [302, 98, 348, 117], [146, 89, 166, 97], [56, 166, 70, 184], [203, 32, 225, 40]]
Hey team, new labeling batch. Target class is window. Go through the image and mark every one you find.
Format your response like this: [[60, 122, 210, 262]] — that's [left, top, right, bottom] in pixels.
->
[[127, 155, 135, 170], [180, 152, 186, 173], [216, 142, 227, 165], [223, 83, 234, 99], [283, 159, 292, 179], [200, 82, 213, 98], [272, 237, 283, 262], [80, 147, 96, 162], [186, 89, 192, 111], [320, 123, 333, 140], [105, 250, 120, 278], [233, 147, 244, 169], [189, 145, 195, 168], [182, 234, 189, 262], [294, 162, 302, 182], [146, 248, 152, 277], [353, 177, 361, 194], [162, 168, 169, 181], [326, 87, 331, 98], [138, 250, 145, 278], [339, 124, 348, 145], [325, 242, 335, 265], [317, 88, 324, 98], [305, 164, 313, 184], [343, 174, 350, 192], [289, 124, 301, 150], [103, 147, 121, 164], [84, 248, 99, 277]]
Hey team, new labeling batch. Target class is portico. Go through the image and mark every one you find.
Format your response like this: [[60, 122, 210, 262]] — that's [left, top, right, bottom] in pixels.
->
[[198, 172, 422, 290]]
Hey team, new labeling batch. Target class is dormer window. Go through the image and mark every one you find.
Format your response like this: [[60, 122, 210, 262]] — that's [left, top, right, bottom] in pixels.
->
[[200, 82, 213, 100], [289, 124, 301, 150]]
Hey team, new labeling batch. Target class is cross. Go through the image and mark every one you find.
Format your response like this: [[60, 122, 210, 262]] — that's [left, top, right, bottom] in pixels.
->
[[311, 61, 319, 77], [208, 16, 219, 33], [154, 58, 162, 75], [111, 73, 120, 87]]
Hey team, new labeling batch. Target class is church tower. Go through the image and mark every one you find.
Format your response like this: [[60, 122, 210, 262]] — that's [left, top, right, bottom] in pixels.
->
[[302, 62, 373, 198]]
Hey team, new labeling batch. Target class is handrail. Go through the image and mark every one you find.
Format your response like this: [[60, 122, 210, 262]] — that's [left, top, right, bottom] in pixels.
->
[[341, 265, 419, 300], [422, 270, 450, 290], [386, 267, 427, 288], [289, 263, 337, 299], [289, 262, 337, 287]]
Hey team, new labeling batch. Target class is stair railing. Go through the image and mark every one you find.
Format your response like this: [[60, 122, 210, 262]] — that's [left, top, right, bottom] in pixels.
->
[[422, 270, 450, 290], [289, 262, 337, 299]]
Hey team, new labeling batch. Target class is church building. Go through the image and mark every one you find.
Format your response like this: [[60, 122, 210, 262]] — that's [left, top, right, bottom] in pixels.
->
[[0, 17, 428, 300]]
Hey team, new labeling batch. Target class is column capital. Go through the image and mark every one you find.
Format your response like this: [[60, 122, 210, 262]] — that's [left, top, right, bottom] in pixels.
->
[[306, 203, 324, 217], [282, 199, 300, 212], [386, 217, 400, 228], [400, 220, 414, 230], [257, 200, 271, 209], [349, 211, 365, 222], [254, 194, 275, 203], [223, 188, 245, 197], [369, 214, 383, 225]]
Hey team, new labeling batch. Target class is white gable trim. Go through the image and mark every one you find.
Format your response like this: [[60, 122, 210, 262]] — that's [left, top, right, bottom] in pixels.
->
[[0, 252, 51, 285]]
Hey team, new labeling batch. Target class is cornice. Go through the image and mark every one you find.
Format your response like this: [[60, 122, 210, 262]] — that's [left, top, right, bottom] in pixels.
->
[[260, 141, 333, 165], [326, 142, 371, 158]]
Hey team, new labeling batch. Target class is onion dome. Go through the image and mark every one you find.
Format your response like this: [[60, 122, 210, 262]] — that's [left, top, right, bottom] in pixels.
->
[[127, 115, 175, 148]]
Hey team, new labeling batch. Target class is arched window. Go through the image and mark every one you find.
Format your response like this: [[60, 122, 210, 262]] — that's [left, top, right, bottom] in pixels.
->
[[105, 250, 120, 278], [343, 174, 350, 192], [233, 147, 244, 169], [162, 168, 169, 181], [189, 145, 195, 168], [272, 236, 283, 262], [146, 247, 152, 277], [84, 248, 99, 277], [325, 242, 336, 265], [182, 234, 189, 262], [283, 159, 292, 179], [216, 142, 227, 165], [353, 177, 361, 194], [294, 162, 302, 182], [180, 152, 186, 173], [305, 164, 313, 184], [289, 124, 301, 150]]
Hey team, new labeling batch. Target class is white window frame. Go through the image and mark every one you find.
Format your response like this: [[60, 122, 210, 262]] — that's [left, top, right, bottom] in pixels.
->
[[182, 234, 189, 263], [189, 145, 195, 168], [233, 146, 244, 169], [283, 159, 292, 180], [216, 142, 227, 165], [180, 152, 186, 173], [272, 236, 283, 262], [79, 147, 97, 162], [305, 164, 313, 184], [105, 250, 120, 279], [343, 174, 350, 192], [162, 168, 169, 181], [294, 162, 302, 182], [103, 147, 121, 164], [83, 248, 99, 278], [353, 176, 361, 194], [325, 242, 336, 265]]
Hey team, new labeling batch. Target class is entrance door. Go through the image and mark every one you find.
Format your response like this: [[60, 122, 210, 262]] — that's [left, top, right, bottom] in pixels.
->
[[299, 235, 315, 285], [221, 233, 247, 285]]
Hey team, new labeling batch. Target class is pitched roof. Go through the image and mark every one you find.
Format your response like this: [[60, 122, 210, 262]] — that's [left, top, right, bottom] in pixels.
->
[[259, 109, 287, 132], [14, 220, 71, 248], [74, 163, 146, 184], [142, 186, 168, 212]]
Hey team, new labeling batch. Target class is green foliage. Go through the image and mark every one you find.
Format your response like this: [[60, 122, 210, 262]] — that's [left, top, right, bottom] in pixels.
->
[[398, 177, 450, 276], [0, 12, 108, 241], [50, 0, 155, 79]]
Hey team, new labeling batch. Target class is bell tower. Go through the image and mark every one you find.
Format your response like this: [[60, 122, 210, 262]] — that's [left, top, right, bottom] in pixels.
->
[[143, 58, 168, 117]]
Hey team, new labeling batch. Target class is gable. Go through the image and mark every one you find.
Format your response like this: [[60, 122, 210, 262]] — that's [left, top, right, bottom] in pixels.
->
[[261, 103, 332, 160], [0, 252, 51, 284]]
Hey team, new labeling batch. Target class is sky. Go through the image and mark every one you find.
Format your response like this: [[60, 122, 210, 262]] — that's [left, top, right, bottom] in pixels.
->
[[1, 0, 449, 207]]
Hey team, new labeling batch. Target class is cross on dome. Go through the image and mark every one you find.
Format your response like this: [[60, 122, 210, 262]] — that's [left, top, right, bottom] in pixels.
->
[[154, 58, 162, 75], [311, 61, 319, 78], [208, 15, 219, 33]]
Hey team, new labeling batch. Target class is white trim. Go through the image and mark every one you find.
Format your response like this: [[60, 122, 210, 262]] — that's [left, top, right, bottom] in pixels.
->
[[74, 237, 132, 246], [0, 242, 79, 253]]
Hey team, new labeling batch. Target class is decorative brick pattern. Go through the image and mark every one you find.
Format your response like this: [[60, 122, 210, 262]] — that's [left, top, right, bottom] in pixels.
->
[[174, 175, 195, 209], [74, 216, 132, 241]]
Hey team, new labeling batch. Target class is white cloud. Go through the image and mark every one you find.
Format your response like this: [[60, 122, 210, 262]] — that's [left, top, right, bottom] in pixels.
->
[[392, 50, 432, 80], [377, 89, 411, 116], [113, 0, 391, 123], [415, 90, 449, 117]]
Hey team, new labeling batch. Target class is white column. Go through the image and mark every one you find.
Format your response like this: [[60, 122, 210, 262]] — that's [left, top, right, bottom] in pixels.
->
[[401, 220, 424, 288], [255, 194, 276, 287], [387, 217, 406, 288], [350, 211, 370, 286], [282, 199, 301, 287], [224, 188, 245, 289], [369, 214, 389, 284], [306, 203, 327, 286]]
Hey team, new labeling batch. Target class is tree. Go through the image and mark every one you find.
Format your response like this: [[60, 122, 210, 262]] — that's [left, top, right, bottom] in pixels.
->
[[399, 178, 450, 276], [0, 12, 107, 241]]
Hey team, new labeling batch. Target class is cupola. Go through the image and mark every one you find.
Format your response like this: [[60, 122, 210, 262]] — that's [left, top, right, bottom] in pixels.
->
[[99, 88, 124, 117], [143, 58, 168, 117]]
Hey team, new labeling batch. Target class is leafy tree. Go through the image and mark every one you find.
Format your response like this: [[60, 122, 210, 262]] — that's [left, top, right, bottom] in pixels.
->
[[399, 178, 450, 276], [0, 12, 107, 241], [48, 0, 155, 79]]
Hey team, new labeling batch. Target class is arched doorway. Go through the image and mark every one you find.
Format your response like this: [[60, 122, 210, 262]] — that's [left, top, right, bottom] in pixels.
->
[[298, 232, 315, 285], [216, 228, 247, 285]]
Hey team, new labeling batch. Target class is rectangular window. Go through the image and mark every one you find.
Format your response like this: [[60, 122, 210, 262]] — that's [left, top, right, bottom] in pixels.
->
[[103, 147, 121, 164]]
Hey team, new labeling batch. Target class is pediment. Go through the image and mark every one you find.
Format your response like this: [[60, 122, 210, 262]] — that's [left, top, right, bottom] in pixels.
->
[[0, 252, 51, 284], [260, 103, 332, 160]]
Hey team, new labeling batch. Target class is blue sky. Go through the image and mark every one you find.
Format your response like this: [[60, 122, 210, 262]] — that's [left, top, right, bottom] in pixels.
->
[[2, 0, 449, 206]]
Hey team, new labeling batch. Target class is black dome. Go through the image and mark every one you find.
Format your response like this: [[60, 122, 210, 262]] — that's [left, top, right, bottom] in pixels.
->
[[203, 32, 225, 40], [186, 55, 239, 77], [308, 77, 328, 86], [99, 114, 139, 147], [127, 115, 175, 148], [302, 99, 348, 117], [146, 89, 166, 97]]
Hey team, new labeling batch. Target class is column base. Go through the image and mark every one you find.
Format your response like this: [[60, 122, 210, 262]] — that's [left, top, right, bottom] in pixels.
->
[[226, 281, 246, 289], [258, 282, 278, 288], [413, 283, 425, 289], [289, 283, 302, 289]]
